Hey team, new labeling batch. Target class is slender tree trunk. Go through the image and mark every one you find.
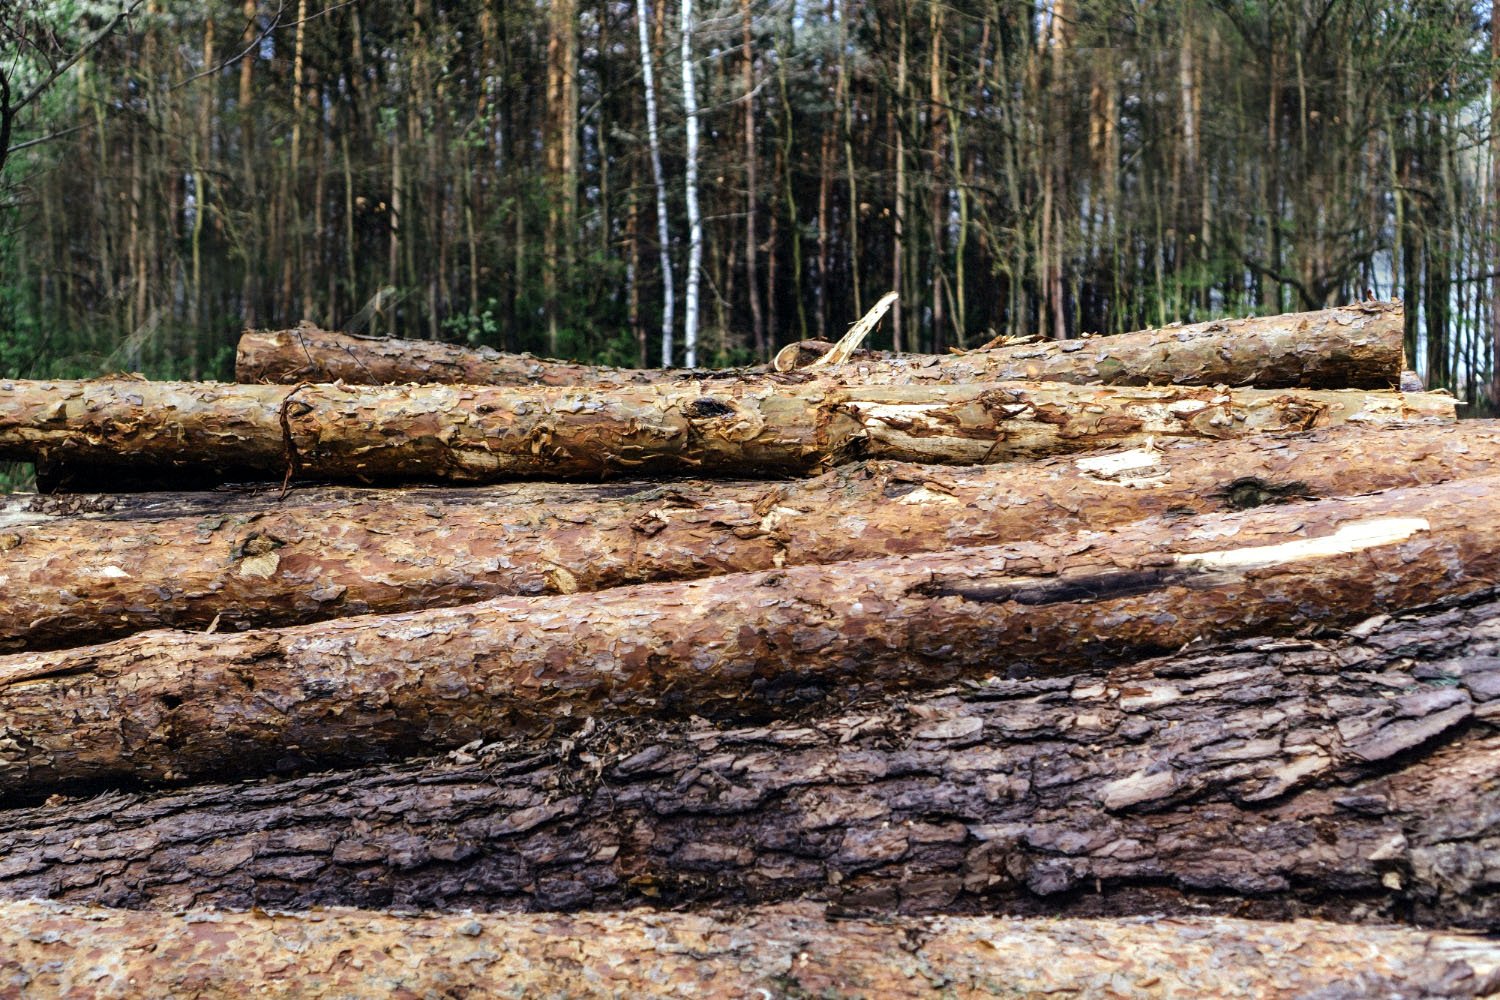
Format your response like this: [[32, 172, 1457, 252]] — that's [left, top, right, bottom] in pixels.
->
[[681, 0, 703, 368], [3, 902, 1496, 998], [740, 0, 764, 360], [636, 0, 674, 366]]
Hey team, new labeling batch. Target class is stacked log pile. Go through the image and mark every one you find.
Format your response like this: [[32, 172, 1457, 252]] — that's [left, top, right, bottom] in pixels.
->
[[3, 300, 1500, 997]]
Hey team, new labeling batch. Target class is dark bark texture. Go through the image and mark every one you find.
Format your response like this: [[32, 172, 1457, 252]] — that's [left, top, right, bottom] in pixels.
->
[[2, 591, 1499, 929], [1, 475, 1498, 799], [3, 900, 1498, 999], [238, 304, 1406, 390], [3, 422, 1498, 652]]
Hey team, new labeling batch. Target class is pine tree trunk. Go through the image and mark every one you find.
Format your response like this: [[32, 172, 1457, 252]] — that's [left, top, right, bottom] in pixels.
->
[[2, 590, 1499, 928], [2, 422, 1496, 652], [2, 375, 1450, 492], [2, 901, 1497, 999], [1, 475, 1496, 799], [236, 303, 1406, 389]]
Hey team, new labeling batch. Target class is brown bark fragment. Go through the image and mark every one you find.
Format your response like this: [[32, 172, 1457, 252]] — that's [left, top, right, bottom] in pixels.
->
[[1, 475, 1498, 798], [238, 303, 1405, 390], [0, 376, 1452, 491], [2, 422, 1498, 652], [2, 592, 1500, 928], [2, 901, 1497, 999]]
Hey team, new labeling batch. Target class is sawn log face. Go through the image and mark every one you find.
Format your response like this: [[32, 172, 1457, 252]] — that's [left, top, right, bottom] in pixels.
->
[[237, 303, 1405, 390], [1, 592, 1498, 928], [3, 901, 1498, 999], [0, 376, 1452, 490], [1, 475, 1498, 798], [3, 422, 1497, 652]]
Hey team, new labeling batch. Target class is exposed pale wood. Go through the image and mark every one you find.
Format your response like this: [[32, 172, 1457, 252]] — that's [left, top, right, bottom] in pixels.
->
[[2, 422, 1498, 652], [2, 901, 1497, 999], [0, 376, 1453, 491], [2, 591, 1499, 929], [2, 475, 1498, 798], [238, 303, 1406, 388]]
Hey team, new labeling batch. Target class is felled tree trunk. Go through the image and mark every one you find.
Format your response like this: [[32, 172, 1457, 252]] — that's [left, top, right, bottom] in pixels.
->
[[4, 422, 1499, 652], [2, 475, 1497, 799], [3, 902, 1497, 1000], [0, 376, 1452, 492], [3, 591, 1499, 928], [237, 303, 1405, 389]]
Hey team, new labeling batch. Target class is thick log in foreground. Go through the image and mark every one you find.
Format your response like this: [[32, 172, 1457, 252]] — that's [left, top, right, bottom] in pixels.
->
[[3, 475, 1499, 798], [3, 902, 1498, 1000], [237, 303, 1405, 390], [4, 422, 1498, 652], [3, 376, 1451, 492], [2, 592, 1499, 927]]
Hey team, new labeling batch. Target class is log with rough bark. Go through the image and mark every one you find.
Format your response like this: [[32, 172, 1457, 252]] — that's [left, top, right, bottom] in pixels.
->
[[3, 591, 1500, 927], [3, 475, 1499, 799], [0, 375, 1453, 492], [4, 422, 1500, 652], [237, 303, 1406, 389], [3, 902, 1497, 1000]]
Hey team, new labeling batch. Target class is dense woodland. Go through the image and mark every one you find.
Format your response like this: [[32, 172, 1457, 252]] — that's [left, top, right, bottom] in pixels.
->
[[0, 0, 1497, 402]]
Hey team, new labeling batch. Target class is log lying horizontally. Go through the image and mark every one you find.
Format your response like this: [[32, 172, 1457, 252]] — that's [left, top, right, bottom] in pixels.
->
[[4, 902, 1498, 1000], [4, 475, 1499, 798], [4, 422, 1500, 652], [3, 591, 1500, 926], [237, 303, 1406, 389], [0, 376, 1453, 491]]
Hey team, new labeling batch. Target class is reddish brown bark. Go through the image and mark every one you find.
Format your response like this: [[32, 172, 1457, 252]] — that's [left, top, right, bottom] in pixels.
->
[[2, 422, 1498, 652], [1, 474, 1496, 798], [1, 592, 1499, 929], [238, 303, 1405, 389], [0, 376, 1453, 491], [3, 901, 1497, 999]]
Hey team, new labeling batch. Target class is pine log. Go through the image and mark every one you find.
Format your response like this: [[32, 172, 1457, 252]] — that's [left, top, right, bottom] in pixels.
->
[[4, 422, 1500, 653], [236, 303, 1406, 389], [3, 592, 1500, 926], [0, 376, 1453, 492], [3, 902, 1497, 1000], [3, 475, 1499, 799]]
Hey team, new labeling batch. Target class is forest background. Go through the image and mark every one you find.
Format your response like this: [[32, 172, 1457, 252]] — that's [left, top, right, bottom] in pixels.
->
[[0, 0, 1496, 410]]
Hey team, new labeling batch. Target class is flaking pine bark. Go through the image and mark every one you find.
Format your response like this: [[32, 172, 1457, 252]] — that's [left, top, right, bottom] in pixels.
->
[[0, 375, 1452, 491], [3, 475, 1500, 798], [236, 302, 1405, 388], [2, 591, 1500, 927], [2, 902, 1498, 999], [2, 422, 1499, 652]]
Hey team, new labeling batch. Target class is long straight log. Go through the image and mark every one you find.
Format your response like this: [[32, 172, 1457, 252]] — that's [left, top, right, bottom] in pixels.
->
[[4, 422, 1500, 652], [3, 474, 1498, 799], [237, 303, 1406, 389], [0, 376, 1453, 491], [3, 592, 1499, 927], [3, 902, 1497, 999]]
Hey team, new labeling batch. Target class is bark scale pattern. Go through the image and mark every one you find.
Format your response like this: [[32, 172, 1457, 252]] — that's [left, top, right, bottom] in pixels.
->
[[2, 901, 1497, 999], [1, 476, 1499, 798], [2, 423, 1496, 651], [1, 593, 1498, 926], [0, 376, 1453, 490], [237, 304, 1405, 390]]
